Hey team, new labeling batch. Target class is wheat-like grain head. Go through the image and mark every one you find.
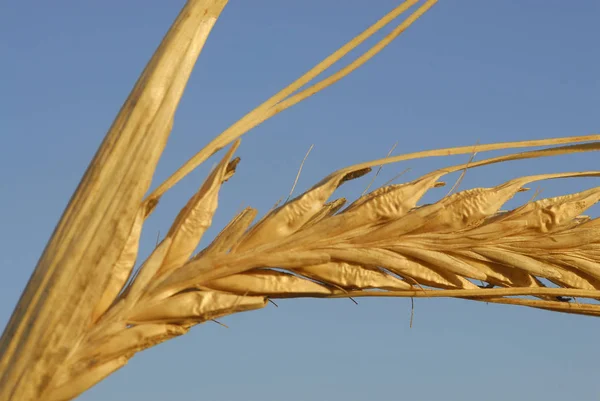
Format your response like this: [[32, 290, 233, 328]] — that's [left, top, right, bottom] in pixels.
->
[[40, 136, 600, 400], [1, 1, 599, 400]]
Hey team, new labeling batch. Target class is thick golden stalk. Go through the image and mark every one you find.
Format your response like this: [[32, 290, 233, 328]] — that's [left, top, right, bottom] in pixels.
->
[[0, 1, 227, 400]]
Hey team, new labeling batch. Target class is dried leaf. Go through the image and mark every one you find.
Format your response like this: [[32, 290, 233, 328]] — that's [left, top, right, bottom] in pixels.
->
[[339, 173, 445, 231], [546, 265, 600, 290], [80, 324, 187, 363], [325, 247, 478, 289], [301, 198, 347, 228], [235, 168, 370, 251], [453, 251, 540, 288], [153, 250, 332, 299], [493, 186, 600, 232], [296, 262, 412, 290], [550, 254, 600, 281], [127, 291, 267, 324], [391, 245, 488, 280], [123, 238, 173, 309], [417, 172, 598, 233], [194, 207, 257, 258], [473, 247, 563, 280], [366, 202, 446, 240], [159, 141, 240, 273], [203, 269, 334, 296]]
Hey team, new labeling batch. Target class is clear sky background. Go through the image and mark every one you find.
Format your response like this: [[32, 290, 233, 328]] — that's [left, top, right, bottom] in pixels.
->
[[1, 1, 599, 400]]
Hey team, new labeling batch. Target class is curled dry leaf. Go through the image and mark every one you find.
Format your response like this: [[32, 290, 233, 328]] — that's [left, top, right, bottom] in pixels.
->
[[545, 263, 600, 290], [122, 238, 173, 309], [159, 140, 241, 274], [365, 201, 447, 241], [550, 253, 600, 281], [296, 262, 412, 291], [493, 186, 600, 232], [127, 291, 267, 324], [400, 172, 594, 234], [203, 269, 334, 296], [194, 207, 258, 258], [342, 172, 445, 226], [281, 177, 446, 248], [234, 168, 371, 251], [324, 246, 478, 289], [472, 247, 563, 280], [452, 252, 541, 288], [390, 245, 488, 280], [301, 198, 347, 229], [152, 250, 332, 299]]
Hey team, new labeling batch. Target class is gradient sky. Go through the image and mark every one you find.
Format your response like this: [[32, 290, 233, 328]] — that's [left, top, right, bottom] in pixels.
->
[[1, 1, 599, 400]]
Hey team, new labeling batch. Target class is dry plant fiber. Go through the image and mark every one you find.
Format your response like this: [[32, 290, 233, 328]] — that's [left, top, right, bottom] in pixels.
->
[[1, 1, 599, 400]]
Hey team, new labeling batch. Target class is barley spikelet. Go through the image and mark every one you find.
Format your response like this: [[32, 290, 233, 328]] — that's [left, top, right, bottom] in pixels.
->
[[39, 136, 600, 401]]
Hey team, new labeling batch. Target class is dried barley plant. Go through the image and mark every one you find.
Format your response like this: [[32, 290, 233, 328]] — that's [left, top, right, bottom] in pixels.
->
[[1, 0, 599, 400]]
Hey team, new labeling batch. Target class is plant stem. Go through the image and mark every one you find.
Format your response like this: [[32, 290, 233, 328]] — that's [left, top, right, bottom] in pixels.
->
[[0, 1, 228, 400]]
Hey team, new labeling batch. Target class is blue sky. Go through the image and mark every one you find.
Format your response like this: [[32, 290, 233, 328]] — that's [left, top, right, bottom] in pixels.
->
[[1, 1, 599, 400]]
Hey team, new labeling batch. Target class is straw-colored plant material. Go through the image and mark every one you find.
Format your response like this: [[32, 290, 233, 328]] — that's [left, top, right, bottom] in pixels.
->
[[34, 135, 600, 401], [0, 1, 229, 400], [1, 1, 599, 401]]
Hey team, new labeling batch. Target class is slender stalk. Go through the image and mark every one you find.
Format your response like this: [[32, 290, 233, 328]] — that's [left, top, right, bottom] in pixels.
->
[[147, 0, 437, 201]]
